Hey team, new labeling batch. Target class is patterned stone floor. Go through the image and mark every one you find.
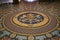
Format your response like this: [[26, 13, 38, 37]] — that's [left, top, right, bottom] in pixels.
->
[[0, 2, 60, 40]]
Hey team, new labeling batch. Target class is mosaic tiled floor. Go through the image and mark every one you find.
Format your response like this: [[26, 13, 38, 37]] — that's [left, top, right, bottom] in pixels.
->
[[0, 2, 60, 40]]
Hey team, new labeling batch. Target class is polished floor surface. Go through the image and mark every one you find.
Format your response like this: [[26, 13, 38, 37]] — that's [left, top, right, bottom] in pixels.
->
[[0, 2, 60, 40]]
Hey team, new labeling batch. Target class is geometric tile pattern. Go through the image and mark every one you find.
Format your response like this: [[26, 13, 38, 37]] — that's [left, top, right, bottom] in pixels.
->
[[0, 2, 60, 40]]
